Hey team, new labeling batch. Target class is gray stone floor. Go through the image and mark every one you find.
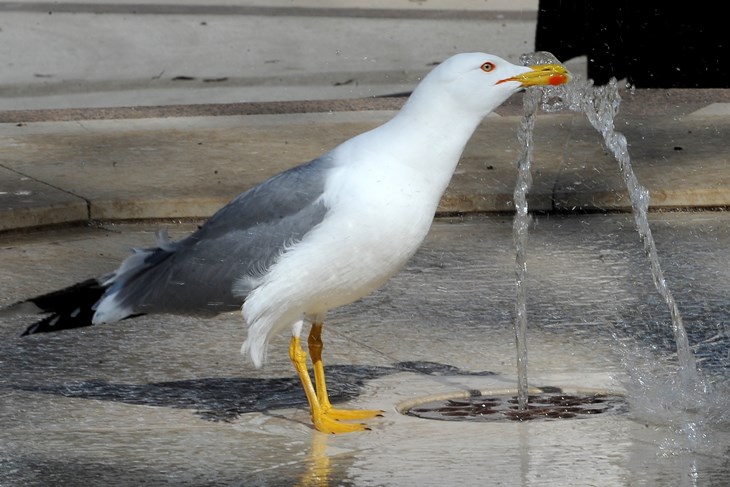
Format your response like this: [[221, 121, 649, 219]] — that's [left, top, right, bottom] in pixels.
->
[[1, 1, 729, 485], [2, 101, 729, 231], [2, 214, 729, 486]]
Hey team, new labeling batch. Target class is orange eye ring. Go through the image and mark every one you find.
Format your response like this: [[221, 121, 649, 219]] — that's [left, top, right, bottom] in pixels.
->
[[480, 62, 496, 72]]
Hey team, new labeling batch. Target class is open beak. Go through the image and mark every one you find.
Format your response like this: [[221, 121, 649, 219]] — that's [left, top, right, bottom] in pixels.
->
[[498, 64, 570, 87]]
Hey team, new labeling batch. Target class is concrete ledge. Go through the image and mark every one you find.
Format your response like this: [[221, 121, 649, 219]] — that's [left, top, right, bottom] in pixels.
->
[[1, 90, 729, 233], [0, 167, 88, 231]]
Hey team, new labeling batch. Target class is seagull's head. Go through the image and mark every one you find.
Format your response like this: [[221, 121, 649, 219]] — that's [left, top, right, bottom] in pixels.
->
[[415, 52, 570, 119]]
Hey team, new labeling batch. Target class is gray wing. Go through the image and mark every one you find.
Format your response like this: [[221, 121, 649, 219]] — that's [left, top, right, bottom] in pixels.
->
[[102, 155, 335, 317]]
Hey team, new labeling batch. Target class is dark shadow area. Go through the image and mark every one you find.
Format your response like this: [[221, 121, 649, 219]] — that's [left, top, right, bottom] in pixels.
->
[[11, 361, 494, 422]]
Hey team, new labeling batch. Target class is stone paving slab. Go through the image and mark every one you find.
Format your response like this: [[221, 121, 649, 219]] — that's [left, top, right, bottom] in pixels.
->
[[0, 112, 396, 223], [0, 2, 539, 111], [554, 113, 730, 211], [2, 96, 729, 232], [0, 165, 87, 231]]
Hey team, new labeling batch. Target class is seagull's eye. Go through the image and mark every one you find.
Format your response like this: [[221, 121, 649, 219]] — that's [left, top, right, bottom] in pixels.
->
[[480, 62, 496, 72]]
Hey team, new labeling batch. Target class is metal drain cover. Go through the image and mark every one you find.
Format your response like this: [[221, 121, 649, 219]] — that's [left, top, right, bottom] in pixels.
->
[[404, 389, 627, 422]]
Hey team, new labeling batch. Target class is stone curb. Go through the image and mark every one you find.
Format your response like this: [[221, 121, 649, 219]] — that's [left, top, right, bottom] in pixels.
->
[[1, 91, 728, 232]]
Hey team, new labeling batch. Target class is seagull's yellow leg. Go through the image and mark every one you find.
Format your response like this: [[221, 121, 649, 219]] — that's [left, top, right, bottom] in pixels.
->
[[308, 322, 383, 421], [289, 334, 368, 434]]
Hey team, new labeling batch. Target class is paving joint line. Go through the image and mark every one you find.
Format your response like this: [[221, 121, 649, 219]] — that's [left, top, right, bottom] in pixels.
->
[[0, 163, 93, 221]]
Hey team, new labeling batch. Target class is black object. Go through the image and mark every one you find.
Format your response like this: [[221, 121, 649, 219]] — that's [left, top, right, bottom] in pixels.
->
[[536, 1, 728, 87]]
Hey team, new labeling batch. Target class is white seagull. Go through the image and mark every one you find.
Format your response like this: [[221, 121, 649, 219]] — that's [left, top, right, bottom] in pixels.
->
[[11, 52, 568, 433]]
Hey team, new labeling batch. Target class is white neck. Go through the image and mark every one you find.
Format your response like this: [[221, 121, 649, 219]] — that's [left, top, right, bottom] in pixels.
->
[[355, 90, 486, 192]]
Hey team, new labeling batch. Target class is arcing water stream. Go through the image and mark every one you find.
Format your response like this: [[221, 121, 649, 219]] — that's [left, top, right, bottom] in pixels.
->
[[513, 52, 701, 416]]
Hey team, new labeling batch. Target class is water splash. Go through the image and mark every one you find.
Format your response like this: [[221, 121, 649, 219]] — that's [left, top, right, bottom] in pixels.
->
[[516, 52, 718, 448], [526, 67, 698, 381], [612, 335, 729, 454]]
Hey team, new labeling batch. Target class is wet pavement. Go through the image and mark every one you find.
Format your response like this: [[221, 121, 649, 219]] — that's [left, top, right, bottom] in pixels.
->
[[2, 214, 730, 486], [1, 1, 730, 486]]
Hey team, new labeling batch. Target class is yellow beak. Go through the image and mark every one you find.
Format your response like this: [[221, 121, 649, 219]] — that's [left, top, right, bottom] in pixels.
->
[[498, 63, 570, 87]]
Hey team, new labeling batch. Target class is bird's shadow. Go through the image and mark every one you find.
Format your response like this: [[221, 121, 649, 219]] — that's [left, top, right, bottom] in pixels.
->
[[14, 361, 494, 422]]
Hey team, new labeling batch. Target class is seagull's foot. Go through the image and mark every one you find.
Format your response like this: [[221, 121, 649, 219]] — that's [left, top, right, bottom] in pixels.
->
[[312, 410, 370, 434], [322, 405, 384, 421], [311, 404, 383, 434], [291, 327, 383, 434], [309, 404, 383, 434]]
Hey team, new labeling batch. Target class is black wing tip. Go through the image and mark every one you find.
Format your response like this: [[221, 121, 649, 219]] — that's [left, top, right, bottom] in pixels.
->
[[20, 308, 97, 336], [17, 278, 108, 337], [21, 320, 45, 336]]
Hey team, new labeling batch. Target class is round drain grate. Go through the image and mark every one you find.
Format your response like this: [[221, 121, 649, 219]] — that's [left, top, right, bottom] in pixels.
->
[[403, 388, 627, 422]]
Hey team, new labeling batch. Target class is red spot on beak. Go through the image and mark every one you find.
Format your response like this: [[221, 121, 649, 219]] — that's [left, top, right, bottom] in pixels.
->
[[549, 73, 568, 86]]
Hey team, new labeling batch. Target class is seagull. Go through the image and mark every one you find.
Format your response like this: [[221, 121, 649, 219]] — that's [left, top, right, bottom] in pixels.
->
[[9, 53, 568, 433]]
